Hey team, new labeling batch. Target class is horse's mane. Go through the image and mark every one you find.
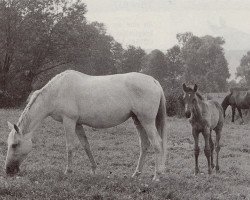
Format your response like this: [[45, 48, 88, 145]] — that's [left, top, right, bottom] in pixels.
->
[[17, 71, 68, 134], [230, 87, 249, 93], [185, 85, 204, 100], [196, 92, 204, 100], [17, 90, 41, 131]]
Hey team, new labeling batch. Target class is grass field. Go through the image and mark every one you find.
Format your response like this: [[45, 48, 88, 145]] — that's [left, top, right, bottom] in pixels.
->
[[0, 105, 249, 199]]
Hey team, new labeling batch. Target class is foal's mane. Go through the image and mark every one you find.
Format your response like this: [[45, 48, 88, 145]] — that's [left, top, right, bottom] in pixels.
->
[[185, 86, 204, 100]]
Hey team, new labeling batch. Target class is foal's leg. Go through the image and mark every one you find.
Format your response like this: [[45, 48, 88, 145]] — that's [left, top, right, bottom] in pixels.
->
[[75, 124, 97, 174], [209, 131, 215, 169], [215, 129, 222, 172], [63, 117, 76, 174], [192, 128, 200, 175], [140, 121, 164, 181], [132, 117, 150, 177], [202, 128, 212, 174]]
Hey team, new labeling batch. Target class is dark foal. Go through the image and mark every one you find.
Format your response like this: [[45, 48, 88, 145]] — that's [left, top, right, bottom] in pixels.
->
[[182, 84, 224, 175]]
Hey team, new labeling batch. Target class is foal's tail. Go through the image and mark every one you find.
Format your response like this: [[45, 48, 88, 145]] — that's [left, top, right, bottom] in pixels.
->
[[156, 89, 168, 165]]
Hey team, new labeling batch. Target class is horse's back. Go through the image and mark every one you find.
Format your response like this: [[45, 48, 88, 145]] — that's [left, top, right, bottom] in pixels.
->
[[46, 70, 162, 128], [230, 90, 250, 108]]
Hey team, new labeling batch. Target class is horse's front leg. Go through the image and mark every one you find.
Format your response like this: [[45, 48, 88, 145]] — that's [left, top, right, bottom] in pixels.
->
[[202, 127, 212, 174], [192, 128, 200, 175], [63, 117, 76, 174], [231, 106, 236, 122], [237, 108, 244, 124]]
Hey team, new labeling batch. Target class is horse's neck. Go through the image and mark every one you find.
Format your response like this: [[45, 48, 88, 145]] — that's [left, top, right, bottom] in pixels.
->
[[18, 95, 48, 138], [192, 98, 204, 119]]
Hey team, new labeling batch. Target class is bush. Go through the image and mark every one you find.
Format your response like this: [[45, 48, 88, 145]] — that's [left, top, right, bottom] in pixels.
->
[[164, 87, 184, 117]]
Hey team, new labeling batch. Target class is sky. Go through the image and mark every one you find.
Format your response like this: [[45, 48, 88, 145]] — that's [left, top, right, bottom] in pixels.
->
[[83, 0, 250, 79]]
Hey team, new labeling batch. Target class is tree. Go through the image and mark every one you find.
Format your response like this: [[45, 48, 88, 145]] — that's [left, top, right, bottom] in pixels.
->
[[0, 0, 89, 98], [165, 45, 184, 84], [0, 0, 126, 106], [176, 32, 193, 47], [180, 33, 230, 92], [141, 49, 167, 82], [236, 51, 250, 86], [120, 45, 145, 73]]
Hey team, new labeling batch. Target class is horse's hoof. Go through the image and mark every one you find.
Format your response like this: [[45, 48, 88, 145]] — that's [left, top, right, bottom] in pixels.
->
[[91, 165, 97, 175], [153, 177, 160, 182], [194, 169, 200, 175], [153, 175, 160, 182], [216, 166, 220, 171], [64, 169, 73, 174], [211, 163, 215, 169], [132, 171, 141, 178]]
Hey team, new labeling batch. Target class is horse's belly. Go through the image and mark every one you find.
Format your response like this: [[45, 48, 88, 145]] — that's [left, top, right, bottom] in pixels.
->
[[77, 103, 132, 128], [78, 112, 131, 128]]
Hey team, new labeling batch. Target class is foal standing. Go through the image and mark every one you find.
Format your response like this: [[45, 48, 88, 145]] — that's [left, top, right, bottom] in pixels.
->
[[182, 84, 223, 174]]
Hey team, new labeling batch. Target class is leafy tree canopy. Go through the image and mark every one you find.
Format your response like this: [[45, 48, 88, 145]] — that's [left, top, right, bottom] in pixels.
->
[[236, 51, 250, 86]]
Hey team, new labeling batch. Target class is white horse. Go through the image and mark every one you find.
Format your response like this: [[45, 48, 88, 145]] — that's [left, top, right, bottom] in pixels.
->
[[5, 70, 168, 181]]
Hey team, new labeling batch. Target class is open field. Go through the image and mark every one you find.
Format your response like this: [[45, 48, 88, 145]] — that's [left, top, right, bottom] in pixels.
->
[[0, 107, 249, 200]]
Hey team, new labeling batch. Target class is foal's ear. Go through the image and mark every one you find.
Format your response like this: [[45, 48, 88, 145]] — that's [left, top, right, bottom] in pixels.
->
[[194, 84, 198, 92], [182, 83, 187, 92], [7, 121, 20, 133], [7, 121, 14, 130], [14, 124, 20, 133]]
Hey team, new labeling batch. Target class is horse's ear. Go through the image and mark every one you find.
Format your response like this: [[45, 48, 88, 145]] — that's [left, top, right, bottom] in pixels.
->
[[194, 84, 198, 92], [13, 124, 20, 133], [182, 83, 187, 92], [7, 121, 14, 130]]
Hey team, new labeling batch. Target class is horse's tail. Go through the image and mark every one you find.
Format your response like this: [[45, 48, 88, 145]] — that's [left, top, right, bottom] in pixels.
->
[[156, 88, 168, 167]]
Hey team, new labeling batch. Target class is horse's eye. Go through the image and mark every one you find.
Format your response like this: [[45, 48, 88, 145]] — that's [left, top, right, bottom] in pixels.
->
[[12, 143, 19, 149]]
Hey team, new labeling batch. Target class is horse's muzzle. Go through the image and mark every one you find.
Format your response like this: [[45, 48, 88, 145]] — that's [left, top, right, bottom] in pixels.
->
[[185, 111, 191, 118], [6, 162, 20, 175]]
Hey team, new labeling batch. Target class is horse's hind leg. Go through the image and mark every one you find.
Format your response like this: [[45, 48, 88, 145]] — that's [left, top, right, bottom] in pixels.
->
[[215, 128, 222, 172], [209, 131, 215, 169], [140, 120, 164, 181], [75, 124, 97, 174], [63, 117, 77, 174], [237, 108, 244, 124], [232, 106, 236, 122], [132, 116, 150, 177]]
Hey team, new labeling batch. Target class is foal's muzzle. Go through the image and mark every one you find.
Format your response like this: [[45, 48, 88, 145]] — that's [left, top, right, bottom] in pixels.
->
[[6, 162, 20, 175], [185, 111, 191, 118]]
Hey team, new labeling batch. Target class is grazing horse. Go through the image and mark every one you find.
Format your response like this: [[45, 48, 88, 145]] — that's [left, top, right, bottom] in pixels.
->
[[221, 88, 250, 124], [5, 70, 168, 181], [182, 83, 223, 175]]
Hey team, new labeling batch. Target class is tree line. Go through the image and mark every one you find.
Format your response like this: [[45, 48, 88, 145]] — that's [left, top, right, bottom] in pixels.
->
[[0, 0, 231, 110]]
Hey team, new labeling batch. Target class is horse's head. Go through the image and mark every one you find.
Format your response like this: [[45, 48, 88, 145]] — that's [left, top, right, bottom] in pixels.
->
[[182, 83, 198, 118], [5, 121, 32, 175], [221, 94, 231, 118]]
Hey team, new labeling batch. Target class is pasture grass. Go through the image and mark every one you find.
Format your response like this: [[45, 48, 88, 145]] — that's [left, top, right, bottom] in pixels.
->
[[0, 108, 249, 200]]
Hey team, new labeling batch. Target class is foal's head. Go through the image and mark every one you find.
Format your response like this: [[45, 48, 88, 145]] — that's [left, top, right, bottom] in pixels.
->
[[5, 122, 32, 175], [182, 83, 200, 118]]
